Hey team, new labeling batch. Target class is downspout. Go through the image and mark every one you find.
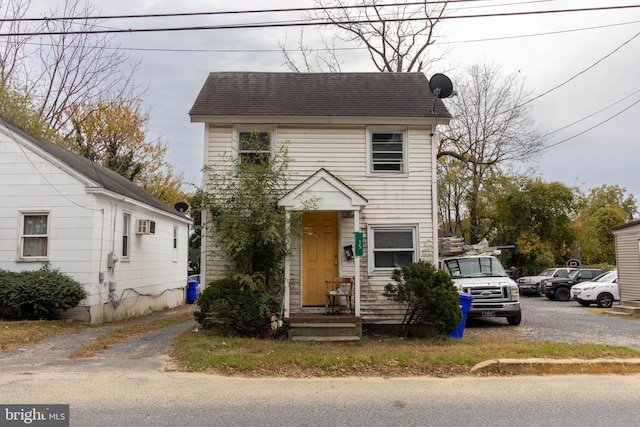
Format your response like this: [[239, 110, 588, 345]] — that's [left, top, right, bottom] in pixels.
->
[[354, 209, 361, 316], [431, 124, 439, 266]]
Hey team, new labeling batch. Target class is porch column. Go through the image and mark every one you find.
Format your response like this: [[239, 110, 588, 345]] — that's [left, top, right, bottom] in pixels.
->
[[283, 211, 291, 317], [354, 208, 360, 316]]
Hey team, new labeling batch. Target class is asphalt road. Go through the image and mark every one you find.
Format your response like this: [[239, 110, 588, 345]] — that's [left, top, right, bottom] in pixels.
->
[[2, 300, 640, 426]]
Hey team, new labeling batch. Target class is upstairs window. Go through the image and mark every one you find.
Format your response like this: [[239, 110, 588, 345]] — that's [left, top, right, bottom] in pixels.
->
[[20, 212, 49, 259], [238, 131, 272, 165], [370, 131, 406, 173]]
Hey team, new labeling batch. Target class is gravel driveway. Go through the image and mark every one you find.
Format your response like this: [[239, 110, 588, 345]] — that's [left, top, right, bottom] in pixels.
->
[[465, 297, 640, 350], [0, 307, 197, 374]]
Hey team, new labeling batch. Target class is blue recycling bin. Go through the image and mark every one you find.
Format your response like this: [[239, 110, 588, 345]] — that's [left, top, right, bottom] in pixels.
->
[[448, 292, 474, 339], [186, 279, 199, 304]]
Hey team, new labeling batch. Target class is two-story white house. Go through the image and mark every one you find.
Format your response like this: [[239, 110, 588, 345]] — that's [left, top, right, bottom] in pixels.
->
[[189, 72, 450, 326], [0, 120, 191, 323]]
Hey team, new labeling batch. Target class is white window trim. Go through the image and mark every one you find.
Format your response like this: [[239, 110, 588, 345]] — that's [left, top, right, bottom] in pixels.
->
[[367, 224, 419, 273], [366, 127, 408, 176], [234, 126, 275, 162], [173, 226, 178, 262], [18, 211, 50, 261], [122, 212, 131, 260]]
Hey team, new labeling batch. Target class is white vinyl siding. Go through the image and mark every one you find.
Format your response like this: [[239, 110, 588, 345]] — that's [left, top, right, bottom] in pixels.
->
[[204, 123, 436, 323]]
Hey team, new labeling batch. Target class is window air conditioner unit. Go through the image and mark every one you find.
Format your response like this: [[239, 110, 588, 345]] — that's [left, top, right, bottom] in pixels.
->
[[136, 219, 156, 235]]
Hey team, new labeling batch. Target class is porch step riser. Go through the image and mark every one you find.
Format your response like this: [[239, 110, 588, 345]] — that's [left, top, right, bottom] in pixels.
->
[[289, 322, 362, 340]]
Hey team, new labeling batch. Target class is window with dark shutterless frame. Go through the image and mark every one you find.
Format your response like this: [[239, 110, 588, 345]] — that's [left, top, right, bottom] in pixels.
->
[[370, 226, 417, 270], [238, 131, 271, 165], [370, 131, 405, 173]]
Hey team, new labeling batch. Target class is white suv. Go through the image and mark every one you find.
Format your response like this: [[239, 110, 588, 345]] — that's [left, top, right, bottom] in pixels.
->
[[570, 270, 619, 308]]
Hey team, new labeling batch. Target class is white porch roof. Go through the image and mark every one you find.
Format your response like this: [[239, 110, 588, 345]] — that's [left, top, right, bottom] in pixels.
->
[[278, 168, 367, 211]]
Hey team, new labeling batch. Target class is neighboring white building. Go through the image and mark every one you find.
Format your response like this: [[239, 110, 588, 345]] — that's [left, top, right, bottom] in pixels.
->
[[190, 72, 451, 325], [0, 120, 191, 323]]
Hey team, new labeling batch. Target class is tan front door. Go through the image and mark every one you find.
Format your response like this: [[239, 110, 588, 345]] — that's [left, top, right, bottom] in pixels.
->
[[302, 211, 339, 306]]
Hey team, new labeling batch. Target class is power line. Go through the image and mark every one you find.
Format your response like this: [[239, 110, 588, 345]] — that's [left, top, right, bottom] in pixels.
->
[[548, 88, 640, 136], [0, 1, 566, 22], [537, 96, 640, 153], [1, 4, 639, 37]]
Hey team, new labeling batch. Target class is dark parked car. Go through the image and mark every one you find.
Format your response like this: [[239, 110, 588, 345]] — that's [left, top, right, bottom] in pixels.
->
[[542, 268, 604, 301], [517, 267, 575, 296]]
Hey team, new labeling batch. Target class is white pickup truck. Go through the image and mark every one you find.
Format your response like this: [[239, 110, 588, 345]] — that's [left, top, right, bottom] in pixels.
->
[[440, 255, 522, 326]]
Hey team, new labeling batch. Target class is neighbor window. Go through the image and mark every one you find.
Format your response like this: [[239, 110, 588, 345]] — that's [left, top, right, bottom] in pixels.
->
[[173, 226, 178, 262], [20, 212, 49, 259], [370, 131, 406, 173], [122, 213, 130, 258], [369, 226, 417, 271], [238, 130, 272, 165]]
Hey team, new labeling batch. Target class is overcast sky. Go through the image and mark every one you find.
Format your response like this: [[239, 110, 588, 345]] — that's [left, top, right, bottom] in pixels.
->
[[25, 0, 640, 210]]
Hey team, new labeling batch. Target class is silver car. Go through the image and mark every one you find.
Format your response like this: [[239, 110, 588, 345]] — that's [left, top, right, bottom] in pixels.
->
[[517, 267, 574, 296]]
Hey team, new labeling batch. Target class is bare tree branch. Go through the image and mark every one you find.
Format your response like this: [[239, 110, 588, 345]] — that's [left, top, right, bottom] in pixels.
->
[[280, 0, 449, 73]]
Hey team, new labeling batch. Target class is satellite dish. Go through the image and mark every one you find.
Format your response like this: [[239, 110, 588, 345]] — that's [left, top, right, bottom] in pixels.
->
[[429, 73, 454, 99], [174, 201, 189, 213]]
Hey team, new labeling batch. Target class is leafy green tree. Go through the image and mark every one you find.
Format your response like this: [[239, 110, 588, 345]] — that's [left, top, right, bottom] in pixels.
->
[[383, 260, 461, 337], [492, 177, 576, 273], [573, 185, 637, 265], [0, 84, 55, 140], [62, 100, 186, 206], [201, 134, 293, 290]]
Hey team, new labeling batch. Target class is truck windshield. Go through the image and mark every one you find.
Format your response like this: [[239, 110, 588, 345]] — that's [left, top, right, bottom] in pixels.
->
[[443, 257, 508, 278]]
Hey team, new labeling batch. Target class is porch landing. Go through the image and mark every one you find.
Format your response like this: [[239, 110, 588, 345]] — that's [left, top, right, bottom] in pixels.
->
[[288, 313, 362, 342]]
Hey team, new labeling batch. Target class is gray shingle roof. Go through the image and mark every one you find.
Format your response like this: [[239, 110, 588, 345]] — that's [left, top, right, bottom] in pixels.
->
[[2, 120, 185, 219], [189, 72, 451, 119]]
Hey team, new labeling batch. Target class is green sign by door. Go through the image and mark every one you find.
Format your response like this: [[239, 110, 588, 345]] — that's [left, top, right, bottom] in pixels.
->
[[354, 232, 363, 257]]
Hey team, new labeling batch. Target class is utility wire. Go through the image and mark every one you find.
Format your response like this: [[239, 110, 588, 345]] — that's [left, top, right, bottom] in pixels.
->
[[535, 96, 640, 153], [519, 30, 640, 107], [1, 5, 639, 36], [0, 1, 578, 22], [548, 88, 640, 136]]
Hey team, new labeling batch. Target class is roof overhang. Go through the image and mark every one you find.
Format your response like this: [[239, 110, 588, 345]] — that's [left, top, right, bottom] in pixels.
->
[[190, 115, 448, 127]]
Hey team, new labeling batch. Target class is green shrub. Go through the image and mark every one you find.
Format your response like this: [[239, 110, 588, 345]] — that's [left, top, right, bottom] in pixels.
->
[[0, 265, 86, 320], [384, 260, 462, 337], [194, 273, 281, 337]]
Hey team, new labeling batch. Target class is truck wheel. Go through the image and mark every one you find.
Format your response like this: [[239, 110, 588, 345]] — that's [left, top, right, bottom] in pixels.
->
[[507, 311, 522, 326], [596, 293, 614, 308], [555, 287, 570, 301]]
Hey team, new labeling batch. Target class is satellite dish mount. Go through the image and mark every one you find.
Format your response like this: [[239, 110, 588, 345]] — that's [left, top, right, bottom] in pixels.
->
[[429, 73, 454, 112]]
